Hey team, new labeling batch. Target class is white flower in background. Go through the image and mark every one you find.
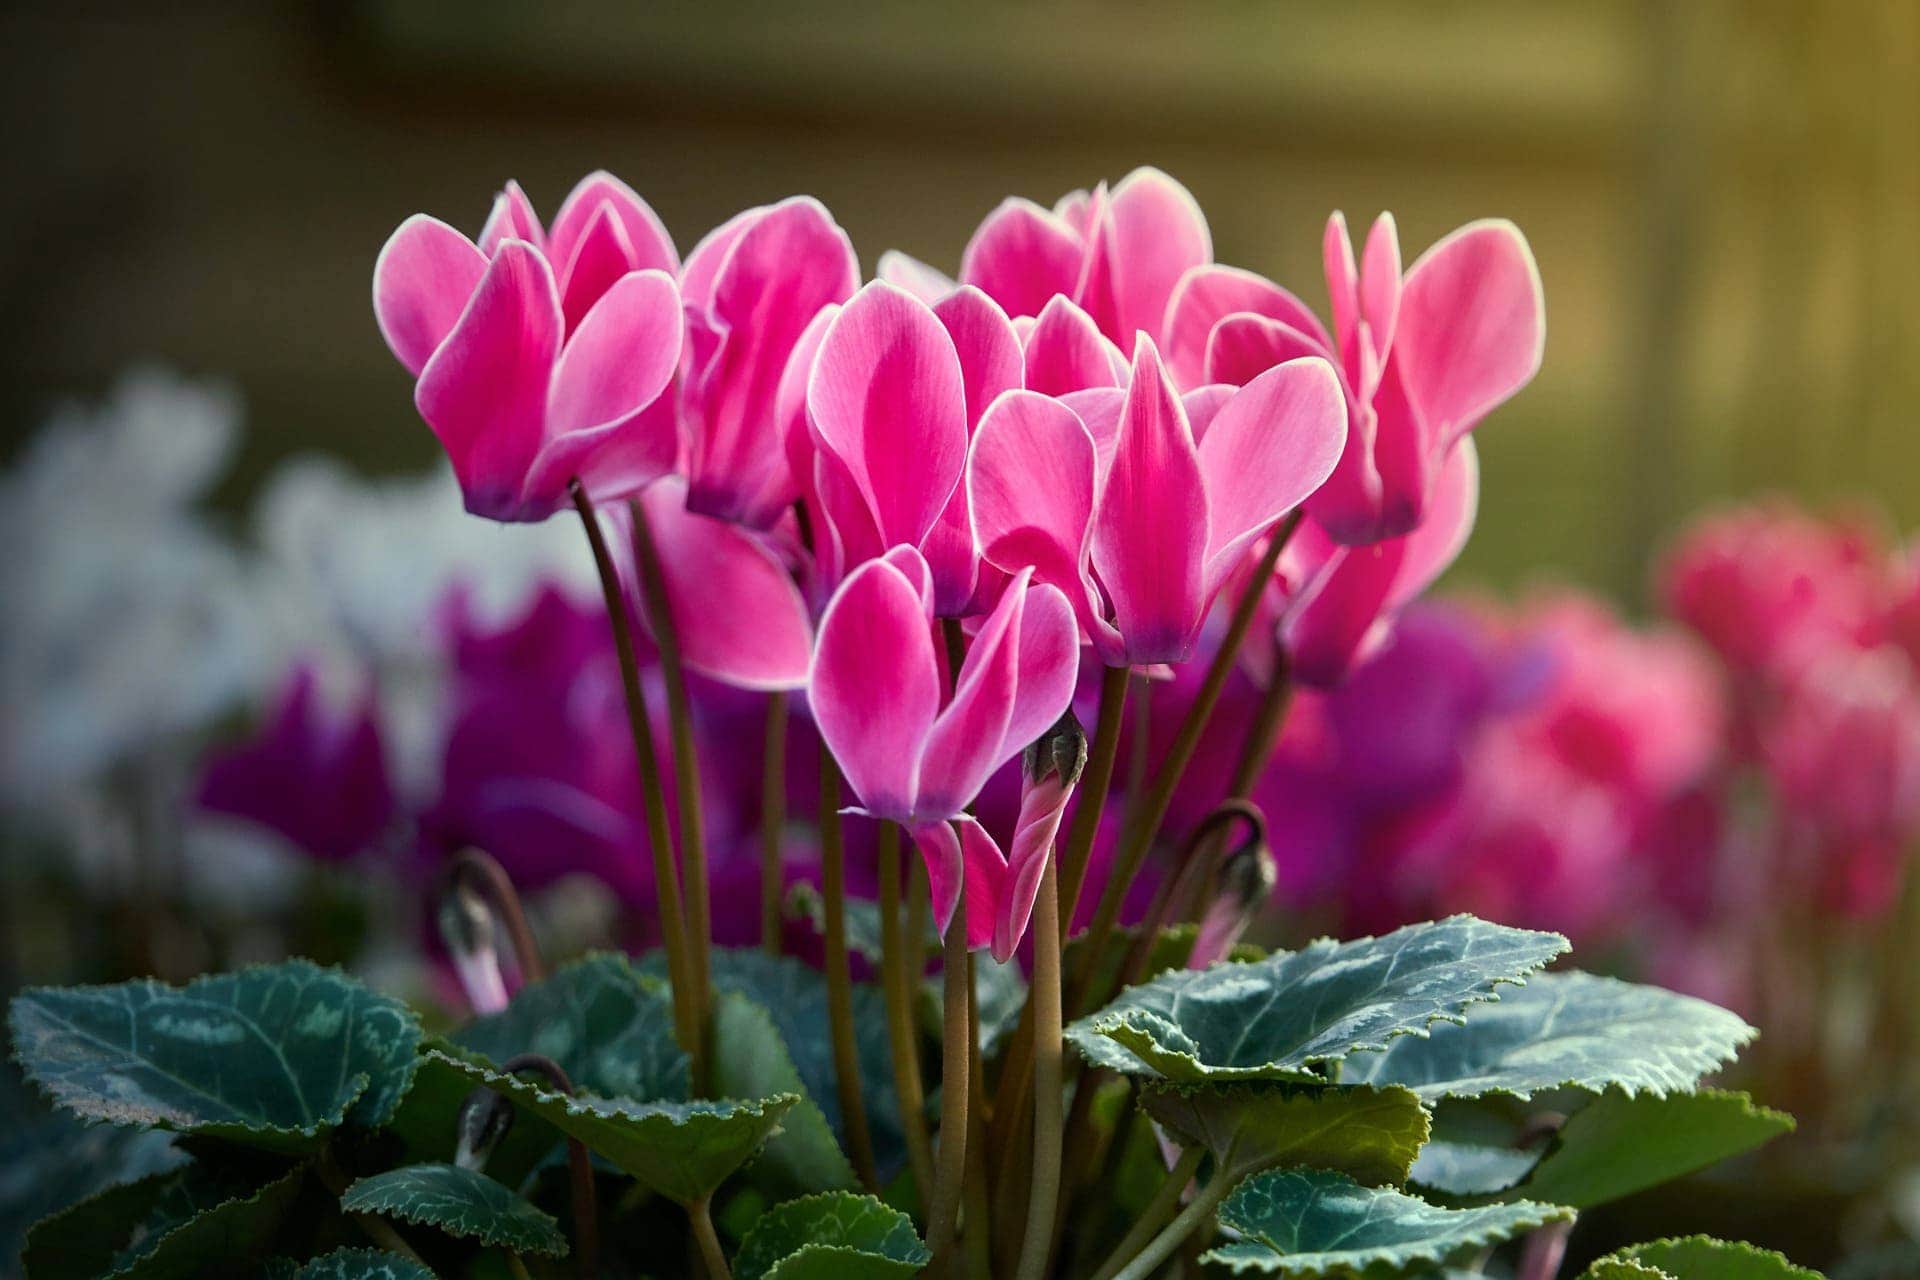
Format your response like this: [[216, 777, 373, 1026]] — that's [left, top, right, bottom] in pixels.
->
[[0, 368, 265, 806]]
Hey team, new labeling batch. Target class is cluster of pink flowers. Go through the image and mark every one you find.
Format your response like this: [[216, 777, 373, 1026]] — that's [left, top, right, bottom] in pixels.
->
[[327, 167, 1543, 958]]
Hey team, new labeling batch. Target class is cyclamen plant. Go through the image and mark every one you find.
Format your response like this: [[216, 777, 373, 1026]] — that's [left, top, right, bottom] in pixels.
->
[[6, 169, 1824, 1280]]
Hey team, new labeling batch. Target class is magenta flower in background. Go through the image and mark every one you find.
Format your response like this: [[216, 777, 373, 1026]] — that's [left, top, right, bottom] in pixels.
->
[[1172, 212, 1543, 545], [195, 663, 394, 863], [810, 548, 1078, 950], [968, 337, 1345, 666], [680, 198, 859, 528], [373, 175, 684, 522]]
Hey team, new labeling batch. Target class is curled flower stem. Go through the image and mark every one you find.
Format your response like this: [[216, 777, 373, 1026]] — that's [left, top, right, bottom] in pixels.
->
[[570, 482, 702, 1090], [501, 1053, 599, 1280], [819, 752, 882, 1190], [1074, 511, 1300, 1015], [926, 910, 972, 1270], [690, 1195, 731, 1280], [878, 820, 937, 1212], [628, 497, 713, 1065], [1089, 1145, 1205, 1280], [1012, 855, 1064, 1280], [760, 691, 789, 954], [446, 847, 546, 985], [1116, 800, 1267, 993]]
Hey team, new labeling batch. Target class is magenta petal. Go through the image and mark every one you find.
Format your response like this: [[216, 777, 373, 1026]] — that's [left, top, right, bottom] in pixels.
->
[[993, 774, 1070, 962], [1393, 219, 1545, 448], [1079, 167, 1212, 349], [633, 479, 814, 690], [1205, 313, 1333, 389], [1356, 356, 1437, 541], [808, 281, 969, 548], [1358, 212, 1403, 365], [778, 303, 840, 521], [911, 819, 1004, 950], [1323, 211, 1361, 366], [556, 201, 640, 333], [911, 820, 967, 943], [1285, 538, 1406, 689], [879, 249, 956, 303], [1089, 337, 1209, 664], [918, 573, 1030, 815], [679, 207, 758, 312], [1060, 387, 1127, 477], [1024, 295, 1125, 397], [959, 197, 1086, 320], [1388, 438, 1479, 611], [685, 197, 859, 528], [811, 553, 942, 818], [1197, 356, 1347, 597], [415, 241, 564, 522], [969, 391, 1100, 637], [477, 180, 545, 256], [1002, 582, 1081, 751], [1181, 384, 1235, 443], [546, 269, 683, 439], [545, 170, 677, 282], [1162, 264, 1329, 389], [373, 215, 488, 377], [935, 286, 1024, 427]]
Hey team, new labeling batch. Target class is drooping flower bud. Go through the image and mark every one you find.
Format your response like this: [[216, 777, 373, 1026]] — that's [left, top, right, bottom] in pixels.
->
[[1187, 815, 1276, 970], [438, 875, 510, 1017], [453, 1086, 516, 1171], [994, 711, 1091, 963], [1024, 708, 1089, 791]]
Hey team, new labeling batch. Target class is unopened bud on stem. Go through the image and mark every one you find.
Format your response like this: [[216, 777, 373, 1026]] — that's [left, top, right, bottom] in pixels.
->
[[1024, 709, 1088, 790]]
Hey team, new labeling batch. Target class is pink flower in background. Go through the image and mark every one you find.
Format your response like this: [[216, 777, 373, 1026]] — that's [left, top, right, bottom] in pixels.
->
[[1171, 212, 1543, 544], [373, 175, 684, 522], [810, 548, 1078, 949], [195, 663, 394, 863], [805, 282, 1022, 614], [1244, 439, 1479, 689], [680, 198, 859, 528], [968, 337, 1345, 666], [955, 167, 1212, 351]]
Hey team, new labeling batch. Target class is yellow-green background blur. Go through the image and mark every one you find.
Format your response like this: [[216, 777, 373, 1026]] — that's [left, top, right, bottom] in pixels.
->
[[4, 1, 1915, 601]]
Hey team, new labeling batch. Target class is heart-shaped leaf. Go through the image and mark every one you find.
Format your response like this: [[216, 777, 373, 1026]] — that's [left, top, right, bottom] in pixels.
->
[[1139, 1083, 1429, 1187], [1066, 916, 1566, 1081], [22, 1160, 307, 1280], [454, 952, 688, 1102], [1340, 971, 1754, 1102], [0, 1088, 186, 1266], [1063, 923, 1268, 1017], [1589, 1236, 1824, 1279], [1206, 1167, 1571, 1277], [289, 1248, 437, 1280], [340, 1162, 567, 1257], [734, 1191, 930, 1280], [9, 961, 420, 1150], [427, 1048, 793, 1205], [1584, 1263, 1674, 1280], [712, 992, 859, 1193], [1503, 1089, 1793, 1209]]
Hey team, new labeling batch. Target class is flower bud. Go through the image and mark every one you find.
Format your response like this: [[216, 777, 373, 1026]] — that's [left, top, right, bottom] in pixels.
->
[[438, 877, 510, 1016], [453, 1086, 515, 1171], [1023, 708, 1089, 790], [1187, 823, 1276, 970]]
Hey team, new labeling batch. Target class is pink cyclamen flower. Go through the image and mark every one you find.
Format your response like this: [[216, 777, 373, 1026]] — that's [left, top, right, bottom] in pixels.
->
[[1247, 440, 1480, 689], [195, 663, 393, 862], [1170, 212, 1542, 544], [679, 197, 859, 528], [373, 174, 684, 522], [809, 547, 1079, 950], [805, 282, 1023, 615], [969, 335, 1346, 667], [956, 167, 1212, 351]]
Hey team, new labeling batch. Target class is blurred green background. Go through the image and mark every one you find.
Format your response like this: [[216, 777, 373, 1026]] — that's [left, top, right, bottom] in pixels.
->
[[3, 0, 1915, 600]]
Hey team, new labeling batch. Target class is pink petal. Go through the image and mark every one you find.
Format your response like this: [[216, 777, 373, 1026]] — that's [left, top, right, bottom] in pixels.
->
[[911, 819, 1006, 951], [1284, 538, 1405, 689], [810, 553, 942, 818], [686, 197, 859, 529], [632, 479, 814, 690], [1060, 387, 1128, 477], [1358, 212, 1403, 368], [1076, 167, 1212, 349], [1054, 188, 1096, 236], [1393, 219, 1545, 449], [993, 774, 1071, 962], [1387, 438, 1479, 611], [679, 207, 757, 312], [1355, 355, 1437, 542], [959, 197, 1086, 320], [1024, 295, 1126, 397], [1205, 313, 1334, 389], [878, 249, 956, 303], [934, 286, 1024, 427], [1323, 212, 1361, 366], [545, 171, 677, 284], [1002, 582, 1081, 751], [414, 241, 563, 522], [555, 202, 639, 334], [777, 303, 840, 518], [1089, 337, 1209, 664], [373, 215, 488, 377], [968, 391, 1101, 640], [917, 572, 1031, 816], [807, 281, 968, 549], [1162, 264, 1329, 389], [1181, 385, 1235, 443], [1197, 356, 1347, 597], [477, 181, 545, 256]]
